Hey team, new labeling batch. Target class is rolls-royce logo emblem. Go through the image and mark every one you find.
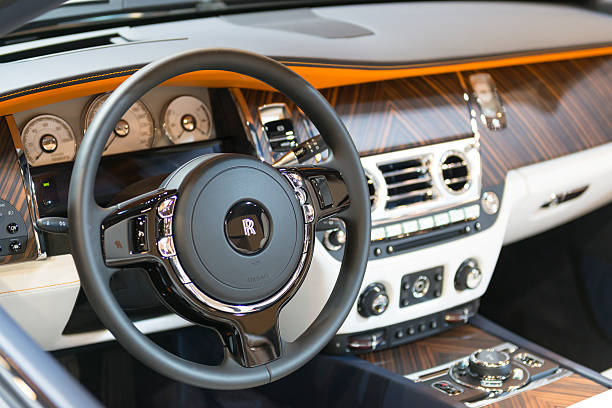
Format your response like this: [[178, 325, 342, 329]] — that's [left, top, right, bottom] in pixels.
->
[[242, 218, 256, 236]]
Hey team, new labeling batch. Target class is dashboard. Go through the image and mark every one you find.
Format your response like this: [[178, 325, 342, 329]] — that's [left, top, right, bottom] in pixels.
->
[[0, 2, 610, 355], [12, 86, 225, 218]]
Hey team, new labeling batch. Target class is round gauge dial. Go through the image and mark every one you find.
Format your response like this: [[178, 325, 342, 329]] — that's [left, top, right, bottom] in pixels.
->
[[162, 95, 212, 144], [84, 94, 155, 156], [20, 114, 76, 166]]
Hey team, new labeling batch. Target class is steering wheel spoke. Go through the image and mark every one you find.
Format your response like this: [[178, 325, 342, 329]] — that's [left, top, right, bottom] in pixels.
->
[[224, 308, 283, 368], [279, 166, 350, 224], [100, 189, 177, 268]]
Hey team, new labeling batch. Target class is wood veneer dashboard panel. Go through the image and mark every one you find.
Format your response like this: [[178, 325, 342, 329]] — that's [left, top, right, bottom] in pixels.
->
[[242, 55, 612, 188], [476, 55, 612, 187], [0, 117, 37, 264], [240, 72, 472, 157]]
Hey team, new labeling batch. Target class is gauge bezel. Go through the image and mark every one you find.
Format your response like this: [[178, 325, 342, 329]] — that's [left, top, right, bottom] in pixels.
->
[[161, 95, 213, 145], [82, 93, 155, 156], [20, 114, 77, 167]]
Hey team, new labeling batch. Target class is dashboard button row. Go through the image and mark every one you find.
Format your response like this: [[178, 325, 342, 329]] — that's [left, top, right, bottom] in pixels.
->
[[371, 204, 481, 241]]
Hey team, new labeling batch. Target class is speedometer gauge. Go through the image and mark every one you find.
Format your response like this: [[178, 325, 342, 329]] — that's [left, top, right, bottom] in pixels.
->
[[84, 94, 154, 156], [162, 95, 212, 144], [21, 115, 76, 167]]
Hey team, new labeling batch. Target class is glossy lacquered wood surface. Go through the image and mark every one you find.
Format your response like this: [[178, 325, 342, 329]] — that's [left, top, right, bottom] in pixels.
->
[[360, 324, 607, 407], [488, 374, 607, 408], [476, 56, 612, 187], [242, 55, 612, 188], [0, 117, 37, 264], [359, 324, 501, 375], [241, 72, 472, 157]]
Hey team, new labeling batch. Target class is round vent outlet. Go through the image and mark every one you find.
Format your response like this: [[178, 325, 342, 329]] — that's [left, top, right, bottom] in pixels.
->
[[441, 153, 470, 193], [365, 173, 377, 209]]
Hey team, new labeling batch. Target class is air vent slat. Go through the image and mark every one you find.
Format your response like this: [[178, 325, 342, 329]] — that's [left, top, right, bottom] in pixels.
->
[[386, 175, 432, 190], [381, 165, 427, 178], [387, 189, 434, 202], [441, 161, 467, 170], [378, 156, 435, 210], [444, 176, 468, 185], [441, 153, 470, 192]]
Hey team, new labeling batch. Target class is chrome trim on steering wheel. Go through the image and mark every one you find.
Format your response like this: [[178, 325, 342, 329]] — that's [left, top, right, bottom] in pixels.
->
[[157, 194, 313, 315]]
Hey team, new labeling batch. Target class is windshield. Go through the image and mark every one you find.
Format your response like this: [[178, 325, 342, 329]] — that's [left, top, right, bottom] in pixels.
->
[[2, 0, 590, 44]]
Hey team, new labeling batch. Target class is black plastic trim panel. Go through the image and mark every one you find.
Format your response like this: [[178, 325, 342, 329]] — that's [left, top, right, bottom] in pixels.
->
[[325, 300, 480, 355]]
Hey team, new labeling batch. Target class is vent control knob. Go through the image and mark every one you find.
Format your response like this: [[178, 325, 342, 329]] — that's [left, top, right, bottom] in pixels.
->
[[323, 228, 346, 251], [455, 259, 482, 290], [358, 283, 389, 317]]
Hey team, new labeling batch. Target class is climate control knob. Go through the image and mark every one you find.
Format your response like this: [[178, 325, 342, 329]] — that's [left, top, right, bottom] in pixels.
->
[[455, 259, 483, 291], [323, 228, 346, 251], [358, 283, 389, 317]]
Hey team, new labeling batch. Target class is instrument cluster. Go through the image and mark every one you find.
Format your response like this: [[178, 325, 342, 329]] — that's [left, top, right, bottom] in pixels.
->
[[16, 86, 215, 167]]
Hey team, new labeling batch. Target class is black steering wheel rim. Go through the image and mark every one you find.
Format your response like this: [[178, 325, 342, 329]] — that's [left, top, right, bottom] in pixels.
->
[[68, 48, 371, 389]]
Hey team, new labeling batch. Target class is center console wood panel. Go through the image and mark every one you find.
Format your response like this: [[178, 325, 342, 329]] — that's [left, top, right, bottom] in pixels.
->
[[359, 324, 501, 375], [359, 324, 608, 407], [488, 374, 607, 408]]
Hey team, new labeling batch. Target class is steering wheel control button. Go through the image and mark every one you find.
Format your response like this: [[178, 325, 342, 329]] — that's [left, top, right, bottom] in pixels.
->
[[284, 172, 303, 189], [129, 216, 148, 253], [224, 201, 271, 256], [157, 236, 176, 258], [302, 204, 315, 223], [310, 176, 334, 209], [358, 283, 389, 317], [157, 196, 177, 218]]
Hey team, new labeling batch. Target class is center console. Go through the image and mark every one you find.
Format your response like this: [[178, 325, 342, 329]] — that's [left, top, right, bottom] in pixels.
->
[[359, 317, 611, 407]]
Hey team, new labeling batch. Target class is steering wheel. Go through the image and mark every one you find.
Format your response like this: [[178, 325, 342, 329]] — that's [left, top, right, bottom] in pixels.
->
[[68, 49, 370, 390]]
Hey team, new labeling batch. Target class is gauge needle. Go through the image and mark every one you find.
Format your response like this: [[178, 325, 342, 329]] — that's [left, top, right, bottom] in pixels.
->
[[104, 133, 117, 152]]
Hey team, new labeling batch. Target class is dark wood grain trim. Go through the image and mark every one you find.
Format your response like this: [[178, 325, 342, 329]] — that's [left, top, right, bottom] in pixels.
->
[[359, 324, 502, 375], [0, 117, 37, 265], [474, 56, 612, 187], [240, 71, 473, 157], [242, 55, 612, 188], [488, 374, 607, 408], [359, 324, 608, 407]]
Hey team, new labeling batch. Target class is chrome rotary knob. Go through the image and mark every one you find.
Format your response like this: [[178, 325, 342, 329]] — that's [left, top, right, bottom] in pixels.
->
[[468, 349, 512, 380]]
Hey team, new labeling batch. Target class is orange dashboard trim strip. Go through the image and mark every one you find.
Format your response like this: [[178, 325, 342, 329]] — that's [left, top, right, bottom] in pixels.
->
[[0, 45, 611, 116], [0, 280, 80, 295]]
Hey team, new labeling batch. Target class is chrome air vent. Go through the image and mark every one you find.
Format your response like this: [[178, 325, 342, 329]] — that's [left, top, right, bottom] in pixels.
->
[[360, 137, 481, 226], [441, 152, 470, 193], [378, 158, 435, 210], [365, 173, 378, 209]]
